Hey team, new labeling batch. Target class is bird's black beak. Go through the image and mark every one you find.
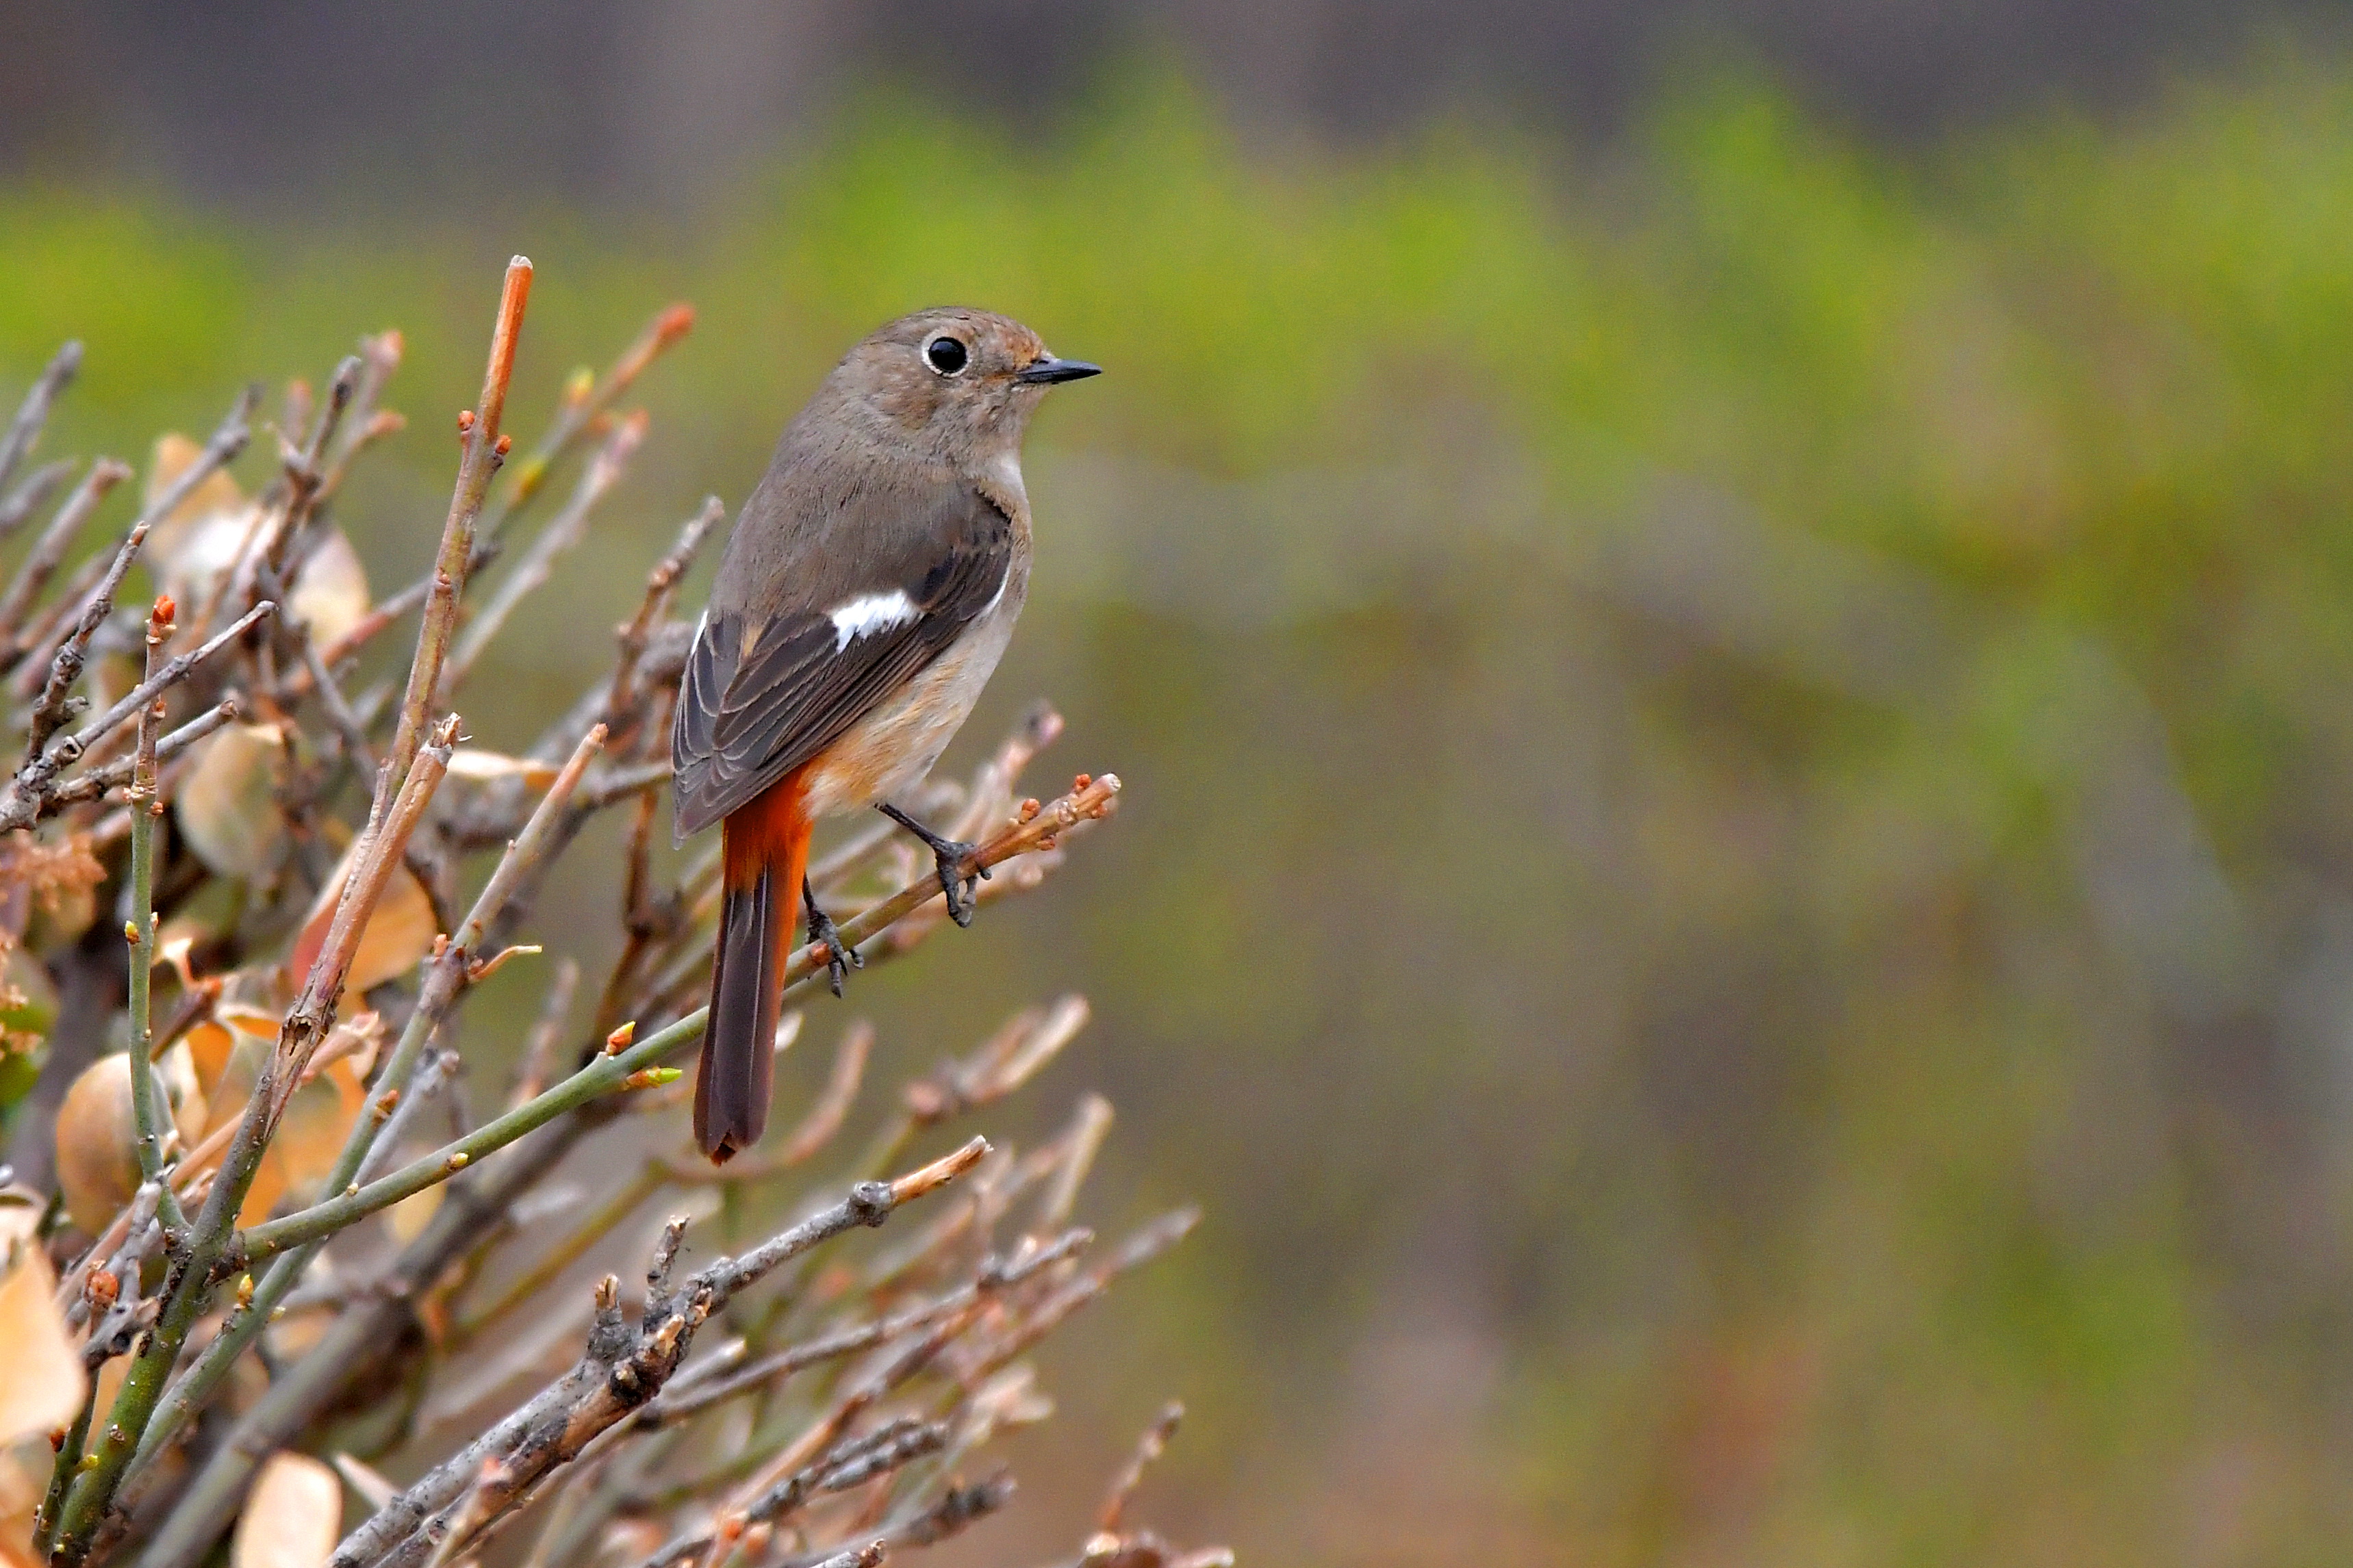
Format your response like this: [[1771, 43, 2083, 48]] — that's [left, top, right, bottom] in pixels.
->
[[1017, 357, 1102, 385]]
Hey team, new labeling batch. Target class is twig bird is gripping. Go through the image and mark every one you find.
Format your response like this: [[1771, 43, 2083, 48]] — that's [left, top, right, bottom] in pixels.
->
[[673, 309, 1100, 1161]]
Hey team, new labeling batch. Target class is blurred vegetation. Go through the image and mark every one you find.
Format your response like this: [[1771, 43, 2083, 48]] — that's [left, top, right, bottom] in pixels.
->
[[11, 56, 2353, 1564]]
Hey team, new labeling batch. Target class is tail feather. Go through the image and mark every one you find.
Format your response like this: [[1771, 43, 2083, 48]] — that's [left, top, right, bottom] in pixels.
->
[[695, 769, 812, 1161]]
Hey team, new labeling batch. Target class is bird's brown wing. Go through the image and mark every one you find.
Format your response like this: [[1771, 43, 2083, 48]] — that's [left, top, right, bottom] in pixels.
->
[[671, 485, 1013, 840]]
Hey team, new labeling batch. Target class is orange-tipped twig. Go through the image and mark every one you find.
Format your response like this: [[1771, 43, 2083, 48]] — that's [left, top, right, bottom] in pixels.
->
[[381, 253, 531, 821], [484, 300, 693, 537]]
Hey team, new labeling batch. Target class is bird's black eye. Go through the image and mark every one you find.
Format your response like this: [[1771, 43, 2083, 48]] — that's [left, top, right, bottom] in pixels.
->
[[924, 335, 969, 376]]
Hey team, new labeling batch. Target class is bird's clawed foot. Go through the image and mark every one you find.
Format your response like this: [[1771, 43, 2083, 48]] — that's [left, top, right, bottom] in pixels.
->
[[802, 876, 864, 997], [878, 802, 991, 927]]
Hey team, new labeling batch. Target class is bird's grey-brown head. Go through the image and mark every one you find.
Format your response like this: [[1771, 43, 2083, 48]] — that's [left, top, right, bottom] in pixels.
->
[[824, 307, 1099, 461]]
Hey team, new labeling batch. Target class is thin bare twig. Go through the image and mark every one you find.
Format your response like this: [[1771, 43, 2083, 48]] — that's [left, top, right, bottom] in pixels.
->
[[8, 385, 255, 783], [331, 1140, 985, 1568], [511, 956, 581, 1108], [449, 407, 648, 684], [481, 301, 691, 543], [379, 254, 531, 824], [0, 598, 274, 834], [0, 339, 80, 500], [45, 696, 240, 809], [123, 596, 188, 1230], [0, 459, 73, 539], [0, 457, 131, 629], [1099, 1402, 1183, 1534], [609, 495, 724, 728]]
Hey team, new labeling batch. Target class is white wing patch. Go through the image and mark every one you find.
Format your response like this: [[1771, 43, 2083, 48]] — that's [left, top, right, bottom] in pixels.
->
[[828, 590, 918, 651]]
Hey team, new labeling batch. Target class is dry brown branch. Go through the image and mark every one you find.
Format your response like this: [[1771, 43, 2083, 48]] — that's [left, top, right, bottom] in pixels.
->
[[1099, 1402, 1182, 1534], [0, 387, 257, 831], [637, 1227, 1094, 1568], [44, 696, 240, 810], [511, 955, 582, 1107]]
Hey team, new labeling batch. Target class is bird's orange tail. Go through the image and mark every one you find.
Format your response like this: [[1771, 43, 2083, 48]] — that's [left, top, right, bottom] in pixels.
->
[[696, 767, 812, 1161]]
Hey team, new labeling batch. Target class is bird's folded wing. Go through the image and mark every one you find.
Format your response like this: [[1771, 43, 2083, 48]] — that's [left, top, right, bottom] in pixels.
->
[[672, 487, 1013, 838]]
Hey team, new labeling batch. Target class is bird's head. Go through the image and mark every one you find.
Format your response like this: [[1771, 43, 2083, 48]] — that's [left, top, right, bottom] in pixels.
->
[[829, 307, 1099, 460]]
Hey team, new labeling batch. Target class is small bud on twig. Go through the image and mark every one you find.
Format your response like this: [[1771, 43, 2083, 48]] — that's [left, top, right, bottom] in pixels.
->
[[85, 1270, 118, 1311]]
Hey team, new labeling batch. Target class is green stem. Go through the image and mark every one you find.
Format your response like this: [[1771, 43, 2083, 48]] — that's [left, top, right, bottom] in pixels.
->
[[134, 721, 607, 1470], [123, 783, 183, 1233], [124, 606, 186, 1234], [30, 1374, 98, 1556], [239, 1007, 707, 1265], [47, 741, 459, 1565]]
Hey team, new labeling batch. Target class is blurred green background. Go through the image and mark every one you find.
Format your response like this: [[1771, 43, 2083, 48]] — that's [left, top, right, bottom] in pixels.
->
[[14, 6, 2353, 1563]]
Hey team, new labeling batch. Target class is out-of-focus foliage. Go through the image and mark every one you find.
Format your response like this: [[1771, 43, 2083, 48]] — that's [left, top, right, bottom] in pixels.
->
[[10, 59, 2353, 1565]]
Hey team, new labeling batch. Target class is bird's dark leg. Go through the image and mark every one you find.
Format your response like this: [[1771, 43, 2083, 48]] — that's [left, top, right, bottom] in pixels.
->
[[877, 801, 991, 927], [803, 875, 863, 997]]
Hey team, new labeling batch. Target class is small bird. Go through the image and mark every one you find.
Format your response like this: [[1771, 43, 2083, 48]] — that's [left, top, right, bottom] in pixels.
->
[[672, 308, 1099, 1161]]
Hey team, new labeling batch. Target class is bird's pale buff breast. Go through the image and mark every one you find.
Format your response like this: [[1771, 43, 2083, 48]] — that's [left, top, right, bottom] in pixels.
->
[[800, 553, 1029, 817]]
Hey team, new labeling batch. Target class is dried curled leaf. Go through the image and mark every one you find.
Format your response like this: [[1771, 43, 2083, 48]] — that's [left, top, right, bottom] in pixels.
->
[[176, 725, 290, 880], [53, 1046, 204, 1235], [183, 1003, 280, 1103], [288, 529, 370, 648], [0, 1200, 84, 1450], [231, 1452, 342, 1568]]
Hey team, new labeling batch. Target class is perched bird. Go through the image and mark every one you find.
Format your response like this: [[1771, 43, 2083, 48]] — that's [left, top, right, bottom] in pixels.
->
[[672, 309, 1100, 1161]]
